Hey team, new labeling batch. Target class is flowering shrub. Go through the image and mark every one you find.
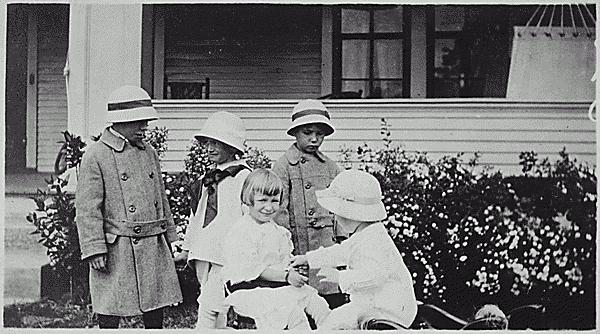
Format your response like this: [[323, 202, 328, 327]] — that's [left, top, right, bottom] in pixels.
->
[[144, 126, 169, 159], [54, 131, 87, 174], [340, 119, 596, 328], [28, 131, 89, 303], [27, 176, 81, 271]]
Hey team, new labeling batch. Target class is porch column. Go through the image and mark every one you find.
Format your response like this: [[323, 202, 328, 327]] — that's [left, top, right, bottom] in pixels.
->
[[67, 4, 143, 141], [410, 6, 427, 98]]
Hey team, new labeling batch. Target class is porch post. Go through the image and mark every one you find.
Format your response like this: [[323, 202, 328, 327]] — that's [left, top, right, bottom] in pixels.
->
[[410, 6, 427, 98], [67, 4, 143, 141]]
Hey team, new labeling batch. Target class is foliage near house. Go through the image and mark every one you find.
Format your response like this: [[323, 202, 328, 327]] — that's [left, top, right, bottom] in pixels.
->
[[340, 119, 596, 329], [23, 123, 596, 329]]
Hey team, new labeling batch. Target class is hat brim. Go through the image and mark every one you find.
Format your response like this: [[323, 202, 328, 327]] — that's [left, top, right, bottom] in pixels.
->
[[287, 115, 334, 136], [194, 132, 245, 153], [106, 106, 158, 124], [316, 188, 387, 222]]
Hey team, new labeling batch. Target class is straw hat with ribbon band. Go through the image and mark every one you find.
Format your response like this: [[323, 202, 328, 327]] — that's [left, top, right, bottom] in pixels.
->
[[195, 111, 247, 153], [287, 99, 334, 136], [105, 86, 158, 124], [316, 170, 387, 222]]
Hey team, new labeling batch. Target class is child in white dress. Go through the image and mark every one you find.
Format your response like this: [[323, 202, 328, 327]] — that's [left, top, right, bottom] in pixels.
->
[[291, 170, 418, 330], [178, 111, 251, 328], [222, 169, 331, 330]]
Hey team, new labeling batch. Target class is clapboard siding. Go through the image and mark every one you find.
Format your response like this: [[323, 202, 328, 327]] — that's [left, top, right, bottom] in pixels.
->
[[152, 100, 596, 175], [36, 5, 69, 173], [163, 5, 323, 100]]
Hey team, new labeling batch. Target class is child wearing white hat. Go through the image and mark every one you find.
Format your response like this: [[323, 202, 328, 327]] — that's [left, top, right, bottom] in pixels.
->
[[76, 86, 182, 329], [177, 111, 251, 328], [221, 169, 331, 330], [272, 99, 342, 306], [290, 170, 418, 330]]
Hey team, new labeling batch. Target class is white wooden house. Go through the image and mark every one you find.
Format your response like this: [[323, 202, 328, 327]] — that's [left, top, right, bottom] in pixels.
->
[[3, 3, 597, 176]]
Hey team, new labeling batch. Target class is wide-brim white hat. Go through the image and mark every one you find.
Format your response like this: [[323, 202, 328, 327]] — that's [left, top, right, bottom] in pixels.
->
[[195, 111, 246, 153], [105, 86, 158, 124], [287, 99, 334, 136], [316, 170, 387, 222]]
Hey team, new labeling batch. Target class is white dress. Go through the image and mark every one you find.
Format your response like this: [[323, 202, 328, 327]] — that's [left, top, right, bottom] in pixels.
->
[[183, 159, 251, 266], [306, 222, 418, 329], [222, 214, 326, 330]]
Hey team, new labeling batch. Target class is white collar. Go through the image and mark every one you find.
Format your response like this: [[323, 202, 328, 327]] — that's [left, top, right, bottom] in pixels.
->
[[108, 127, 129, 143]]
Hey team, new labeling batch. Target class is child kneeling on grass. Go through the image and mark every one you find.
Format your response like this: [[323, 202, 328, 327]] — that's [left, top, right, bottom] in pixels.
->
[[222, 169, 331, 330], [290, 169, 418, 330]]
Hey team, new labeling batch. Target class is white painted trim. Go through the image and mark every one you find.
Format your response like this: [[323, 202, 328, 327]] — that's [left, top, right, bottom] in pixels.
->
[[152, 99, 592, 108], [321, 6, 332, 97], [26, 6, 37, 169], [410, 6, 427, 98], [153, 5, 165, 99], [141, 4, 154, 95], [67, 4, 91, 141]]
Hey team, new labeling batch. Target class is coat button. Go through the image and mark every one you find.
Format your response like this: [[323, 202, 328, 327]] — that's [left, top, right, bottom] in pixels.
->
[[305, 183, 312, 189], [128, 205, 136, 213], [309, 218, 316, 226], [161, 223, 166, 229], [121, 173, 128, 181], [154, 200, 159, 207], [133, 226, 142, 234], [300, 157, 307, 164], [308, 209, 314, 215], [132, 238, 139, 244], [149, 172, 154, 179]]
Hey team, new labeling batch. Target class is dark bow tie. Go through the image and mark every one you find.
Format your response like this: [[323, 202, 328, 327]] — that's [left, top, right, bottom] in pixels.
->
[[203, 165, 248, 192], [189, 164, 249, 216]]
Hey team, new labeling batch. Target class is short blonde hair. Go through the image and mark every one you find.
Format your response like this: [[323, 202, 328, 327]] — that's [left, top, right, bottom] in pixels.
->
[[241, 168, 284, 206]]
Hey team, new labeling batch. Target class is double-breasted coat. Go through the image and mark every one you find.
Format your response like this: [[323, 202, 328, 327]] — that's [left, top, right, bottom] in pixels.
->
[[272, 144, 340, 295], [75, 127, 182, 316]]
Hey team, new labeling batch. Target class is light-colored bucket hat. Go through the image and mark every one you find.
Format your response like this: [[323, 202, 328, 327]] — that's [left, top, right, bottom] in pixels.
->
[[195, 111, 246, 153], [287, 99, 334, 136], [316, 169, 387, 222], [105, 86, 158, 124]]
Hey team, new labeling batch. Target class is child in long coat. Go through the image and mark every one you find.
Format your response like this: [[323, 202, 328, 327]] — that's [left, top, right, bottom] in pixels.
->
[[272, 99, 341, 302], [76, 86, 182, 329], [291, 170, 418, 330], [178, 111, 251, 328]]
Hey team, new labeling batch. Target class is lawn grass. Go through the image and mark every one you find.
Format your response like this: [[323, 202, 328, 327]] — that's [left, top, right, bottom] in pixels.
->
[[3, 298, 198, 329]]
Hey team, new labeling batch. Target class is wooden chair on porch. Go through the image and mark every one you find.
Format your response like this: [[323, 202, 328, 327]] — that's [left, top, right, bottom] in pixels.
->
[[165, 77, 210, 99]]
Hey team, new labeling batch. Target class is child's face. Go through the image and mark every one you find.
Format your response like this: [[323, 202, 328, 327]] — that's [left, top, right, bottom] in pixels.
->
[[334, 214, 359, 235], [204, 138, 237, 165], [112, 120, 149, 144], [293, 124, 326, 154], [248, 193, 281, 224]]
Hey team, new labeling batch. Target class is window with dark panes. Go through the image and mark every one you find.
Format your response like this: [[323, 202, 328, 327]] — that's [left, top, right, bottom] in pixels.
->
[[430, 5, 512, 98], [333, 6, 409, 98]]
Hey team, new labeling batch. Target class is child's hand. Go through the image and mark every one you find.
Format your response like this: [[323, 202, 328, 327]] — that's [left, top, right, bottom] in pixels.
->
[[173, 250, 189, 263], [317, 267, 340, 284], [89, 254, 108, 272], [286, 269, 308, 288], [289, 255, 308, 267]]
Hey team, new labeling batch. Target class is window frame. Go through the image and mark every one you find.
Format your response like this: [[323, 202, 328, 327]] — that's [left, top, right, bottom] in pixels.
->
[[332, 6, 411, 98]]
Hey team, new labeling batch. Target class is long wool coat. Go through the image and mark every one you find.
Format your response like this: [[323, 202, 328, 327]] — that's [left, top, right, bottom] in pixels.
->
[[272, 143, 340, 295], [75, 127, 182, 316]]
